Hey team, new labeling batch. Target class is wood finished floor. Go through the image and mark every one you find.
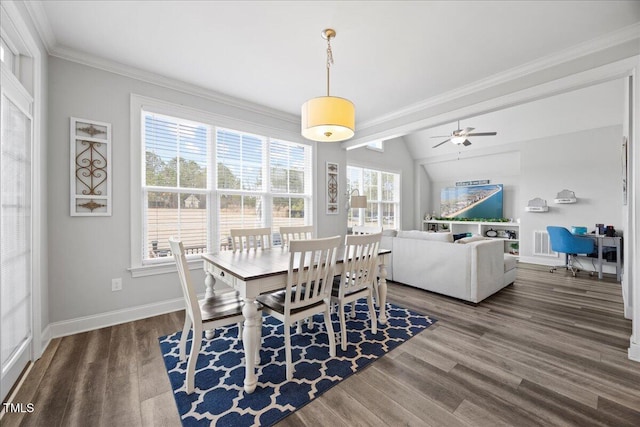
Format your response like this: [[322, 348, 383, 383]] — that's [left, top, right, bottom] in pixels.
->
[[2, 263, 639, 426]]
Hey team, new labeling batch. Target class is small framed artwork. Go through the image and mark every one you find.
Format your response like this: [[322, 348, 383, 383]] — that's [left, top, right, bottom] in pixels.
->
[[326, 162, 339, 215], [70, 117, 112, 216]]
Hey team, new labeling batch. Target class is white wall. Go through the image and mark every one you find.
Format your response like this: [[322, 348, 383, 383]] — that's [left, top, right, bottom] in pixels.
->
[[424, 150, 521, 221], [315, 142, 348, 238], [346, 137, 416, 230], [46, 57, 318, 324], [519, 125, 623, 265]]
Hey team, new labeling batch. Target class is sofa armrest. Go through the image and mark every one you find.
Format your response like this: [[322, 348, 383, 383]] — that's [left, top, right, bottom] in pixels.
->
[[469, 239, 505, 302]]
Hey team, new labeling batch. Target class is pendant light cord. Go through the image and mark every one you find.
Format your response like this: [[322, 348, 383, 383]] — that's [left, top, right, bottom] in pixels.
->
[[326, 36, 334, 96]]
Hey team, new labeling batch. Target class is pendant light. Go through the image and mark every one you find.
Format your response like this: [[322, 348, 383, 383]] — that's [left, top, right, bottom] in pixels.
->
[[301, 29, 355, 142]]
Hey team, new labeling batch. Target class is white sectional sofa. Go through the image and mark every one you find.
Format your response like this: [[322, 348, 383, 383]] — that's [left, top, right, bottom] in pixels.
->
[[380, 230, 516, 303]]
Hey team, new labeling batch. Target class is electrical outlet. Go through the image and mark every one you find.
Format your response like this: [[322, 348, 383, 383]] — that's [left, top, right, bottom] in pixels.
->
[[111, 278, 122, 291]]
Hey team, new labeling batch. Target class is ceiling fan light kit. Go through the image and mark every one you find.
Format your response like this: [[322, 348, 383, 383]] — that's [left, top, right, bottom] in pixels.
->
[[301, 29, 355, 142], [431, 120, 497, 149]]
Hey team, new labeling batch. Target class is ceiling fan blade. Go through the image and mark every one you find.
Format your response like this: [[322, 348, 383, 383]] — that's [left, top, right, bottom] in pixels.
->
[[429, 135, 452, 139], [466, 132, 497, 136], [462, 139, 472, 146], [460, 127, 475, 134], [432, 138, 451, 148]]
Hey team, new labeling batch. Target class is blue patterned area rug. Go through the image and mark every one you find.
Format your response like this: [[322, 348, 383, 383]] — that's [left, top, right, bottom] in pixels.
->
[[159, 301, 436, 427]]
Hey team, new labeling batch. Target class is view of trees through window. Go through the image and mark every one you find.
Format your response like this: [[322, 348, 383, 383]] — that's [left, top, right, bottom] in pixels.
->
[[142, 112, 311, 261]]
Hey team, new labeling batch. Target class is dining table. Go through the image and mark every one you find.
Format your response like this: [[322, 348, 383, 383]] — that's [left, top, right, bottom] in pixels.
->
[[201, 245, 392, 394]]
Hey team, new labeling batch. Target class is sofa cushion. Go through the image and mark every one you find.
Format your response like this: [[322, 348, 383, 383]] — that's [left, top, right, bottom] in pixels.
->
[[397, 230, 453, 243]]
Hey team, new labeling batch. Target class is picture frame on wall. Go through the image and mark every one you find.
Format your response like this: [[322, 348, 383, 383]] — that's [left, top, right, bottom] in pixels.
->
[[326, 161, 339, 215], [70, 117, 112, 216]]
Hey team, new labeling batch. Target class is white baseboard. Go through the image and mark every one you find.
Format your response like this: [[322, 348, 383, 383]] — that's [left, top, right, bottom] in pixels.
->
[[629, 340, 640, 362], [48, 297, 185, 339]]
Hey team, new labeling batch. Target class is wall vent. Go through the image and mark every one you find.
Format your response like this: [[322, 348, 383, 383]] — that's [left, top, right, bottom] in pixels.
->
[[533, 230, 557, 257]]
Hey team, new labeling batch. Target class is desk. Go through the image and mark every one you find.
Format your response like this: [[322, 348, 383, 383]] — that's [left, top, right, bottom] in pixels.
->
[[201, 247, 391, 394], [579, 234, 622, 281]]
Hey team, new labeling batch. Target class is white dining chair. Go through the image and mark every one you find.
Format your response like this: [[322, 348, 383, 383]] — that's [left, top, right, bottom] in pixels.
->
[[279, 225, 314, 248], [169, 237, 262, 393], [279, 225, 315, 332], [331, 232, 381, 351], [257, 235, 340, 380], [230, 227, 272, 252]]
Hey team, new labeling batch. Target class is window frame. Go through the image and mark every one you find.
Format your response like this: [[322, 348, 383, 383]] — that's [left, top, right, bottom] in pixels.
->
[[129, 95, 314, 277], [346, 164, 401, 230]]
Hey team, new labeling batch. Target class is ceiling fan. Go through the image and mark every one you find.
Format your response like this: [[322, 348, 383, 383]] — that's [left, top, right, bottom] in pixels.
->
[[431, 120, 497, 148]]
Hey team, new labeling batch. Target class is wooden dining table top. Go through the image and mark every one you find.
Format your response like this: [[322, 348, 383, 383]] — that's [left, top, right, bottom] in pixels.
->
[[202, 246, 391, 282]]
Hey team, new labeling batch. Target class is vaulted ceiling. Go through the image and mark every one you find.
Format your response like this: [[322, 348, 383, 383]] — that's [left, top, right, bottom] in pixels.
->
[[27, 1, 640, 154]]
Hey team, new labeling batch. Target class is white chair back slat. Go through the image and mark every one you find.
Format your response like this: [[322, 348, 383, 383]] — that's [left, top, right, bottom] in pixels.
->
[[287, 236, 340, 313], [280, 225, 314, 248], [230, 227, 272, 252], [338, 232, 382, 298]]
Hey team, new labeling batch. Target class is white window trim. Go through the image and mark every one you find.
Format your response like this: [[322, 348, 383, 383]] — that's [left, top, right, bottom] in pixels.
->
[[129, 94, 313, 277]]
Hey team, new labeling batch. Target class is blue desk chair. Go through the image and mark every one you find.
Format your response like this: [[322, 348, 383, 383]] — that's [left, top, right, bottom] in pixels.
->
[[547, 226, 595, 277]]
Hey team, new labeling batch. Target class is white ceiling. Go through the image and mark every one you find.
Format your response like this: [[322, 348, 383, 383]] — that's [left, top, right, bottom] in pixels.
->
[[31, 0, 640, 129]]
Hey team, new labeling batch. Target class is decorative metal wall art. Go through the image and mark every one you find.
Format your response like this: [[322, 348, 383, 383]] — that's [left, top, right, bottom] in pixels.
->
[[70, 117, 112, 216], [326, 161, 339, 214]]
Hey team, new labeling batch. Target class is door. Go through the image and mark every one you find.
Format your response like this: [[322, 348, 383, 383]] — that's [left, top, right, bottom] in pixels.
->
[[0, 66, 33, 402]]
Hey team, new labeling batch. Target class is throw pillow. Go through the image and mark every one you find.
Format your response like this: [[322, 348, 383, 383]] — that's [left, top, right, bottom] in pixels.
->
[[455, 235, 491, 244]]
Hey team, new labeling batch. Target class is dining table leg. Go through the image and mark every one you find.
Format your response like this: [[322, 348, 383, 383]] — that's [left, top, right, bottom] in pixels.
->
[[204, 271, 216, 339], [242, 296, 260, 394], [377, 258, 388, 325]]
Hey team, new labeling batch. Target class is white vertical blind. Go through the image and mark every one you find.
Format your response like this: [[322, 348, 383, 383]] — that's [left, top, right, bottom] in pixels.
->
[[1, 92, 32, 371]]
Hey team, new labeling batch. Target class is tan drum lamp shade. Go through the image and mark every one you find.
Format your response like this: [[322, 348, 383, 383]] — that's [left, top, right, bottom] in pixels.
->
[[301, 29, 355, 142], [350, 194, 367, 209]]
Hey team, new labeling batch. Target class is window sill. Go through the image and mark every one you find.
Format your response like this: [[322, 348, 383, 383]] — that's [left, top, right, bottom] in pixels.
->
[[128, 258, 203, 278]]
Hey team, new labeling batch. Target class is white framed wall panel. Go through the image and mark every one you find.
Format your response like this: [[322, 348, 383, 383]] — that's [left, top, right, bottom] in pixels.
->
[[69, 117, 112, 216]]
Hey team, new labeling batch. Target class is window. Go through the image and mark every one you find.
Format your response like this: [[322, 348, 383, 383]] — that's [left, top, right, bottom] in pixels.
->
[[347, 166, 400, 229], [138, 106, 313, 266], [366, 140, 384, 152], [215, 131, 312, 250], [143, 113, 210, 261], [0, 37, 17, 76]]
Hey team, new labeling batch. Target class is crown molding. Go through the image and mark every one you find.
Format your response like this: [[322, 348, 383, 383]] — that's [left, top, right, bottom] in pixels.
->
[[357, 22, 640, 132], [23, 0, 56, 53], [24, 0, 298, 125], [49, 44, 300, 124]]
